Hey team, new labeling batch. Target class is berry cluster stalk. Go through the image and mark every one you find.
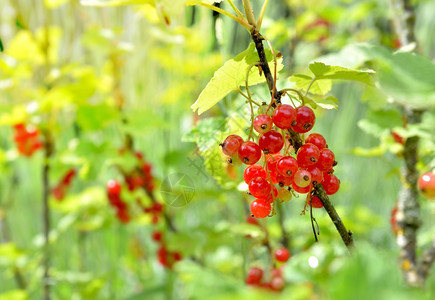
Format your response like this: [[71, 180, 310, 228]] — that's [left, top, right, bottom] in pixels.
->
[[249, 28, 354, 251], [389, 0, 435, 286]]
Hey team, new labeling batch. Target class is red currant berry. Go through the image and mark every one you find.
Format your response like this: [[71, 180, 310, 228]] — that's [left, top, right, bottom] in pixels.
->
[[297, 143, 320, 167], [307, 194, 323, 208], [294, 169, 312, 188], [246, 267, 263, 285], [305, 166, 324, 184], [418, 172, 435, 200], [107, 180, 121, 197], [246, 215, 259, 226], [322, 174, 340, 195], [152, 231, 163, 242], [272, 104, 296, 129], [274, 173, 294, 187], [221, 135, 244, 156], [238, 141, 262, 165], [275, 248, 290, 262], [291, 106, 316, 133], [270, 276, 285, 291], [243, 165, 267, 184], [116, 208, 130, 223], [249, 177, 272, 198], [254, 114, 273, 134], [277, 156, 298, 177], [305, 133, 327, 150], [316, 148, 335, 171], [291, 182, 312, 194], [267, 154, 283, 174], [259, 130, 284, 154], [250, 198, 271, 218]]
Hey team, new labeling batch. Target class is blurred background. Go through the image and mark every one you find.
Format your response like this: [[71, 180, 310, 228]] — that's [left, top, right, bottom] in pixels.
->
[[0, 0, 435, 299]]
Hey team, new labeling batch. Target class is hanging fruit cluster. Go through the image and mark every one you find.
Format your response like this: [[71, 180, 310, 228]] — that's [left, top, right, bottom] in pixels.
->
[[52, 169, 76, 201], [221, 104, 340, 218], [12, 123, 43, 156], [152, 230, 183, 269]]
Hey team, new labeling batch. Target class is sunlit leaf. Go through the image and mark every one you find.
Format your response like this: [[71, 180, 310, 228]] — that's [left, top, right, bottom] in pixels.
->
[[191, 43, 283, 114]]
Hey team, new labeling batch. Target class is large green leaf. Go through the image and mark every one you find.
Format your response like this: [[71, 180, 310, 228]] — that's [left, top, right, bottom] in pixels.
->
[[191, 43, 283, 115], [289, 74, 332, 95], [309, 62, 374, 85]]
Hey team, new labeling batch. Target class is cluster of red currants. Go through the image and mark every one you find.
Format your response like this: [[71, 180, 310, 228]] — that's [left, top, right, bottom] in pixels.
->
[[106, 179, 131, 223], [221, 104, 340, 218], [120, 150, 155, 194], [245, 248, 290, 291], [152, 230, 182, 269], [12, 123, 43, 157], [52, 169, 76, 201]]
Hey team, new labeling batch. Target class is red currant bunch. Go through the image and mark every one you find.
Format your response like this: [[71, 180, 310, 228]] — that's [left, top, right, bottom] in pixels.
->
[[106, 179, 131, 224], [245, 266, 286, 291], [220, 104, 341, 217], [151, 230, 182, 269], [12, 123, 43, 157]]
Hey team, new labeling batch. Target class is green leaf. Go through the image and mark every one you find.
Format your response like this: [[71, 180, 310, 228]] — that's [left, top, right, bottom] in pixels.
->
[[80, 0, 154, 6], [191, 43, 283, 115], [289, 74, 332, 95], [76, 104, 119, 131], [0, 243, 26, 266], [309, 62, 374, 85], [315, 96, 339, 110]]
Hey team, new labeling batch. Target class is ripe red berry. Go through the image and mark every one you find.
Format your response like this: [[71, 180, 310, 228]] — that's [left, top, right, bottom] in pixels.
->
[[275, 248, 290, 262], [259, 130, 284, 154], [254, 114, 273, 134], [107, 180, 122, 197], [238, 141, 262, 165], [152, 231, 163, 242], [291, 106, 316, 133], [270, 276, 285, 291], [246, 215, 259, 226], [297, 143, 320, 167], [277, 156, 298, 177], [267, 154, 283, 174], [307, 194, 323, 208], [316, 148, 335, 171], [250, 198, 271, 218], [294, 169, 312, 188], [305, 166, 324, 184], [249, 177, 272, 198], [292, 182, 312, 194], [305, 133, 327, 149], [322, 174, 340, 195], [246, 267, 263, 285], [418, 172, 435, 200], [221, 135, 244, 156], [272, 104, 296, 129], [243, 165, 267, 184]]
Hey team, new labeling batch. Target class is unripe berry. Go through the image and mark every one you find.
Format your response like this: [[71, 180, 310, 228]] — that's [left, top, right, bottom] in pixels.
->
[[272, 104, 296, 129], [294, 169, 312, 188], [221, 135, 244, 156], [277, 188, 292, 202], [254, 114, 273, 134], [238, 141, 262, 165], [259, 130, 284, 154]]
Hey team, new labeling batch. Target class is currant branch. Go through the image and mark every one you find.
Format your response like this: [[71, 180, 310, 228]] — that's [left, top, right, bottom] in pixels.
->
[[250, 29, 354, 251]]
